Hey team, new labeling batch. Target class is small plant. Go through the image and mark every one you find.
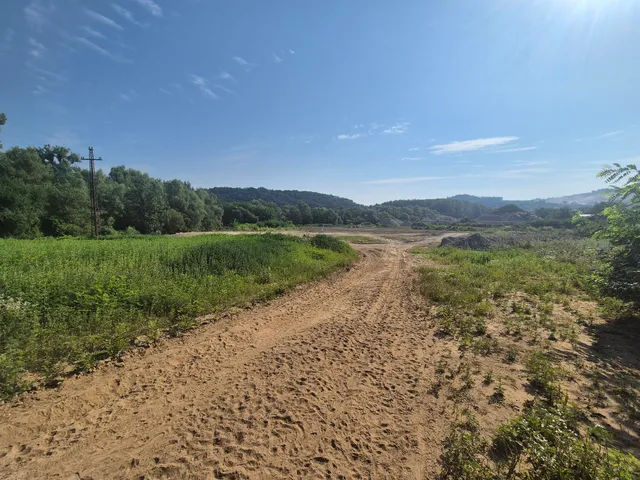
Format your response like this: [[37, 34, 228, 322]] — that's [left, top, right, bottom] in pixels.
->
[[525, 350, 564, 403], [491, 383, 505, 403], [483, 370, 494, 385], [504, 346, 518, 364]]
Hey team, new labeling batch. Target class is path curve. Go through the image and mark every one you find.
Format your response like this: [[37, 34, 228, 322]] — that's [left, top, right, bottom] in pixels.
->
[[0, 234, 455, 479]]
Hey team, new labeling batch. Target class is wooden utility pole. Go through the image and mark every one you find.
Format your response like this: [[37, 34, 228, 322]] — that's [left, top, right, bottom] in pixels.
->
[[80, 147, 103, 238]]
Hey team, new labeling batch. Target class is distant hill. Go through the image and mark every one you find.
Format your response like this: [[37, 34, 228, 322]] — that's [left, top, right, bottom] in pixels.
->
[[545, 189, 612, 206], [378, 198, 492, 219], [450, 190, 613, 211], [209, 187, 360, 209]]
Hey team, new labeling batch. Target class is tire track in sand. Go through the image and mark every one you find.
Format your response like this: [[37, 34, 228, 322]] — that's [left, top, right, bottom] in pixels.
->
[[0, 234, 454, 479]]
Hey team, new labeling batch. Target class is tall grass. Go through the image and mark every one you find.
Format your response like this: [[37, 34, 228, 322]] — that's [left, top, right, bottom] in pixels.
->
[[0, 233, 356, 397]]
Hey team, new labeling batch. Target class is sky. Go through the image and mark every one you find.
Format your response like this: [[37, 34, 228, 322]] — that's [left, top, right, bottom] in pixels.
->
[[1, 0, 639, 205]]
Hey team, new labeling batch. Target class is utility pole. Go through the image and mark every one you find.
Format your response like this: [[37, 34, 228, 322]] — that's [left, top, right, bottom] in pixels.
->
[[80, 147, 103, 238]]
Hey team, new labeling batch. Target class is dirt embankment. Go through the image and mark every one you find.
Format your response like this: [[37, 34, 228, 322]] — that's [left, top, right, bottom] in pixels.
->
[[0, 233, 462, 479]]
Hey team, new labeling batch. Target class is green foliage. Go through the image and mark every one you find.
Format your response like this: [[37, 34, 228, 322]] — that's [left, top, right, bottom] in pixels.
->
[[310, 234, 351, 253], [525, 350, 564, 403], [0, 234, 356, 398], [594, 164, 640, 307], [0, 148, 225, 238], [439, 404, 640, 480]]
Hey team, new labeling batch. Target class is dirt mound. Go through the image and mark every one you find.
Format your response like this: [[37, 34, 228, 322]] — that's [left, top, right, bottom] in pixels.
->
[[440, 233, 494, 250]]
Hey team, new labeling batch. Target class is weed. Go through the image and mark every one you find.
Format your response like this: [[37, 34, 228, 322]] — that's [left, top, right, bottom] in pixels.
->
[[504, 346, 518, 364], [525, 350, 564, 403], [483, 370, 494, 385]]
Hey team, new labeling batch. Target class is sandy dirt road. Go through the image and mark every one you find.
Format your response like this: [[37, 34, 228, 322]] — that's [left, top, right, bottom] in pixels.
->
[[0, 233, 458, 479]]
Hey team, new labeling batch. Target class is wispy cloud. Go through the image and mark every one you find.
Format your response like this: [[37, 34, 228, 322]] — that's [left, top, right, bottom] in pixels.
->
[[337, 133, 366, 140], [119, 90, 136, 101], [0, 29, 14, 55], [81, 26, 106, 39], [25, 1, 53, 30], [596, 130, 624, 139], [272, 52, 283, 63], [159, 88, 172, 95], [233, 56, 256, 71], [382, 122, 409, 135], [190, 74, 219, 100], [408, 147, 420, 152], [28, 37, 46, 58], [430, 136, 518, 155], [111, 4, 146, 26], [132, 0, 163, 17], [25, 61, 67, 83], [289, 48, 296, 55], [401, 157, 422, 161], [363, 176, 446, 185], [489, 146, 538, 154], [75, 36, 132, 63], [219, 71, 234, 81], [213, 84, 235, 95], [85, 9, 124, 30], [33, 84, 46, 95]]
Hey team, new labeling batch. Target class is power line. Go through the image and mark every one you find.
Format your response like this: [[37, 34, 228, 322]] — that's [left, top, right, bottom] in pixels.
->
[[80, 147, 103, 239]]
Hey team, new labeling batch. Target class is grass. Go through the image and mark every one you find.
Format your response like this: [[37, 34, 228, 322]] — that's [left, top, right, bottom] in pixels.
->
[[0, 233, 356, 398], [337, 235, 383, 244], [413, 234, 640, 478]]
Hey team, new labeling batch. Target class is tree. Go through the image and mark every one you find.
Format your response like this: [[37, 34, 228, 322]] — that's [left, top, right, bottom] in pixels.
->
[[0, 147, 51, 237], [595, 163, 640, 307]]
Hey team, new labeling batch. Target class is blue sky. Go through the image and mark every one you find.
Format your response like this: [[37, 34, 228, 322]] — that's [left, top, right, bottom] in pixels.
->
[[1, 0, 639, 205]]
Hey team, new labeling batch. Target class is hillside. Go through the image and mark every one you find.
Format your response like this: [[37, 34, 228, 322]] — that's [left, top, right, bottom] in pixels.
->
[[545, 189, 612, 206], [209, 187, 359, 209], [377, 198, 492, 219]]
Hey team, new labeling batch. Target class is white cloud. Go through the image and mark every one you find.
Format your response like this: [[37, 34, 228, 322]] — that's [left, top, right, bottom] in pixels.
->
[[401, 157, 422, 161], [33, 84, 46, 95], [219, 71, 234, 80], [382, 122, 409, 135], [131, 0, 163, 17], [111, 4, 145, 26], [158, 88, 172, 95], [25, 62, 66, 83], [233, 56, 256, 70], [408, 147, 419, 152], [25, 2, 53, 30], [430, 136, 518, 155], [337, 133, 366, 140], [120, 92, 132, 101], [81, 26, 106, 39], [214, 84, 235, 94], [0, 29, 14, 55], [289, 48, 296, 54], [272, 52, 283, 63], [75, 37, 132, 63], [190, 74, 219, 100], [28, 37, 46, 57], [490, 146, 538, 154], [363, 176, 446, 185], [85, 9, 124, 30], [596, 130, 624, 139]]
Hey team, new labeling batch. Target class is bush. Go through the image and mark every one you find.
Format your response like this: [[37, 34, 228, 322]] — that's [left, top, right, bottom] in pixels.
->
[[310, 234, 351, 253]]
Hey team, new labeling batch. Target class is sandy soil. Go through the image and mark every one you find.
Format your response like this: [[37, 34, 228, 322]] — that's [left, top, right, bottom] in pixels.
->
[[0, 232, 461, 480]]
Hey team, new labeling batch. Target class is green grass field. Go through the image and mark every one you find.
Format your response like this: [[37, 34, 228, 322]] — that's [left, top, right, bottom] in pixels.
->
[[0, 233, 356, 397]]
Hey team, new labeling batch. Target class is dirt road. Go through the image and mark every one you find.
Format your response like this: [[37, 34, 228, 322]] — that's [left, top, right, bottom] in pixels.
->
[[0, 234, 457, 479]]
